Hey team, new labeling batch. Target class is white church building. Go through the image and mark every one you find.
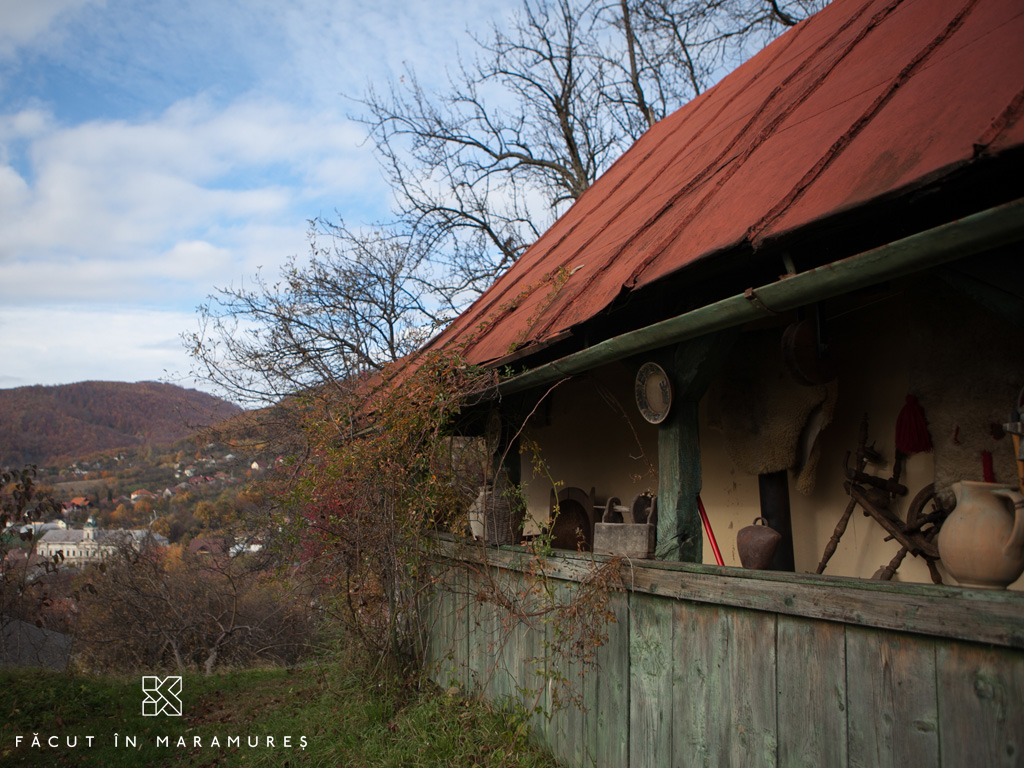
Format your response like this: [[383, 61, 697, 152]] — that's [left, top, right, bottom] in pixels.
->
[[36, 517, 167, 566]]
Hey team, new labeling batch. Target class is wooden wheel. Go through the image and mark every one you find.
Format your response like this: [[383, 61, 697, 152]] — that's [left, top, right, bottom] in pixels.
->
[[905, 483, 936, 532]]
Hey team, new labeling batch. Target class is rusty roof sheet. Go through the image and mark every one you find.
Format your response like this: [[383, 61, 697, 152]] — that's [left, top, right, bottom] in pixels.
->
[[426, 0, 1024, 367]]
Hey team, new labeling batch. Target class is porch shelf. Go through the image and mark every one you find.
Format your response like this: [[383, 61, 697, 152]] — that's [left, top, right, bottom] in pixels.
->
[[430, 536, 1024, 649]]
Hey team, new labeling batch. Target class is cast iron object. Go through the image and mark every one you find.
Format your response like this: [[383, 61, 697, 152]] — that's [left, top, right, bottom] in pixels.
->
[[737, 517, 782, 570]]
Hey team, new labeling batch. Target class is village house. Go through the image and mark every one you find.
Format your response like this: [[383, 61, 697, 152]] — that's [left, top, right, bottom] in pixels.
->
[[187, 536, 228, 558], [62, 496, 92, 516], [420, 0, 1024, 764]]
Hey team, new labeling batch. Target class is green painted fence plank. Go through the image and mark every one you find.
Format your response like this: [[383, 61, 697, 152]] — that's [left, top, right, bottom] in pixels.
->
[[430, 563, 467, 689], [672, 602, 777, 767], [777, 615, 847, 768], [937, 642, 1024, 767], [454, 563, 471, 689], [516, 570, 550, 746], [589, 589, 630, 768], [548, 580, 590, 767], [465, 566, 488, 691], [846, 626, 938, 768], [630, 591, 674, 768]]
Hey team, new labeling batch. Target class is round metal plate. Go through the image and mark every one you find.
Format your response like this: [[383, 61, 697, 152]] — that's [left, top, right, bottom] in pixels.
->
[[635, 362, 672, 424]]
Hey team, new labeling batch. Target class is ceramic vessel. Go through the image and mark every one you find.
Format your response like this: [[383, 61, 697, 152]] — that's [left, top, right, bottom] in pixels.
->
[[937, 481, 1024, 589]]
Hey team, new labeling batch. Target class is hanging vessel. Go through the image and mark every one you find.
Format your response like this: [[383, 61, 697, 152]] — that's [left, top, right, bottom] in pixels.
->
[[737, 517, 781, 570], [937, 481, 1024, 589]]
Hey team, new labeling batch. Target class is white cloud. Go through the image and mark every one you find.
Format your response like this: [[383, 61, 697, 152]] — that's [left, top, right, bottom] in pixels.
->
[[0, 0, 523, 391], [0, 92, 381, 310], [0, 164, 28, 207], [0, 306, 203, 389], [0, 0, 103, 59]]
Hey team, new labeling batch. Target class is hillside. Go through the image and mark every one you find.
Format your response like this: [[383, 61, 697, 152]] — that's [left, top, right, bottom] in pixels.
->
[[0, 381, 243, 467]]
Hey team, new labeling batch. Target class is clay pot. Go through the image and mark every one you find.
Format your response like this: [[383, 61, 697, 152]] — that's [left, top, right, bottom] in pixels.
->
[[937, 481, 1024, 589], [737, 517, 781, 570]]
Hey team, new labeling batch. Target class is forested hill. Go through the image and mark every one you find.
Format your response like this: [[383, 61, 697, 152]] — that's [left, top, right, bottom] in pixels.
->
[[0, 381, 243, 467]]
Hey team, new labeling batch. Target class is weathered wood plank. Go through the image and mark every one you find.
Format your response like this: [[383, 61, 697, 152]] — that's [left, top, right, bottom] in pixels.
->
[[466, 566, 493, 692], [589, 589, 630, 768], [430, 562, 468, 689], [937, 642, 1024, 767], [725, 608, 778, 767], [434, 540, 1024, 649], [497, 569, 530, 704], [520, 599, 549, 745], [546, 580, 587, 767], [482, 565, 518, 702], [629, 591, 674, 768], [777, 615, 847, 768], [846, 626, 938, 768], [672, 602, 777, 767], [487, 565, 515, 703], [423, 566, 446, 686]]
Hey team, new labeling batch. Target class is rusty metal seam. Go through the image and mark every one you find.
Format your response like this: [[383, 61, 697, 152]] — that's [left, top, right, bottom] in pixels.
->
[[975, 84, 1024, 154], [747, 0, 984, 245], [620, 0, 900, 291]]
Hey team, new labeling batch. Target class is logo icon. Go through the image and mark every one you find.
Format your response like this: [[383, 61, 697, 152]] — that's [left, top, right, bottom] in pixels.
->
[[142, 676, 183, 716]]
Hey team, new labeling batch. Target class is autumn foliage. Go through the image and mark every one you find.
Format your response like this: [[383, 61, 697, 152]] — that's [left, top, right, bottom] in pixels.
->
[[288, 347, 493, 665]]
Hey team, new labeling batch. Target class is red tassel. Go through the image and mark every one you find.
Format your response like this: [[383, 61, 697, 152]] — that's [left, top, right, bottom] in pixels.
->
[[982, 450, 995, 483], [895, 395, 932, 454]]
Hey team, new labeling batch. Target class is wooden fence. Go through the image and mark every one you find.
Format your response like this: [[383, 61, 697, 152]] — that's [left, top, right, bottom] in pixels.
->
[[425, 540, 1024, 767]]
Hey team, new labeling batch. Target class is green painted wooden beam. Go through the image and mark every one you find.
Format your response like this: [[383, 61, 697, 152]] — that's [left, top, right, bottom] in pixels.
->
[[496, 198, 1024, 397]]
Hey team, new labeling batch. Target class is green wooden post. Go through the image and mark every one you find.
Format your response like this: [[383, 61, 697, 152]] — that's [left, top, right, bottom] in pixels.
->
[[656, 333, 734, 562], [656, 397, 703, 562]]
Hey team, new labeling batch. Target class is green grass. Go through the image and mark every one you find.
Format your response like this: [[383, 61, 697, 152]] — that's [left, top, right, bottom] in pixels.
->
[[0, 662, 558, 767]]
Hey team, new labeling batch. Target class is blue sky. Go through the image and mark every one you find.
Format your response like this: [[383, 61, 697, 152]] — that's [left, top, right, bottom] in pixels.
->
[[0, 0, 511, 395]]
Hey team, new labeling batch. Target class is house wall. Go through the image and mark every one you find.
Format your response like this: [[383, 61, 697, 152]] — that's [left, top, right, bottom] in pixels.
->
[[518, 275, 1023, 588]]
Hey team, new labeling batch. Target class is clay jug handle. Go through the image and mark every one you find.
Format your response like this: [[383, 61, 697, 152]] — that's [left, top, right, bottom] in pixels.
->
[[992, 488, 1024, 560]]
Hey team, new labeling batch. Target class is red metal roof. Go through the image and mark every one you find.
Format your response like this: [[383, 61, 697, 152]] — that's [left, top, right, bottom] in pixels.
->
[[426, 0, 1024, 368]]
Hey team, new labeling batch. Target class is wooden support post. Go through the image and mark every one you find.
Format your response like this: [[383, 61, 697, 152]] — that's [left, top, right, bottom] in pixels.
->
[[657, 398, 702, 562], [656, 333, 735, 562]]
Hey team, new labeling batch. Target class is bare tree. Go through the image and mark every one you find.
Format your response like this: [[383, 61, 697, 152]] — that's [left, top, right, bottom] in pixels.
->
[[356, 0, 825, 305], [76, 541, 315, 674], [185, 223, 435, 407], [188, 0, 824, 407], [0, 467, 70, 668]]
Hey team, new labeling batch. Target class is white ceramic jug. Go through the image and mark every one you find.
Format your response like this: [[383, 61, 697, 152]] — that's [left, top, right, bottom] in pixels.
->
[[938, 481, 1024, 589]]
